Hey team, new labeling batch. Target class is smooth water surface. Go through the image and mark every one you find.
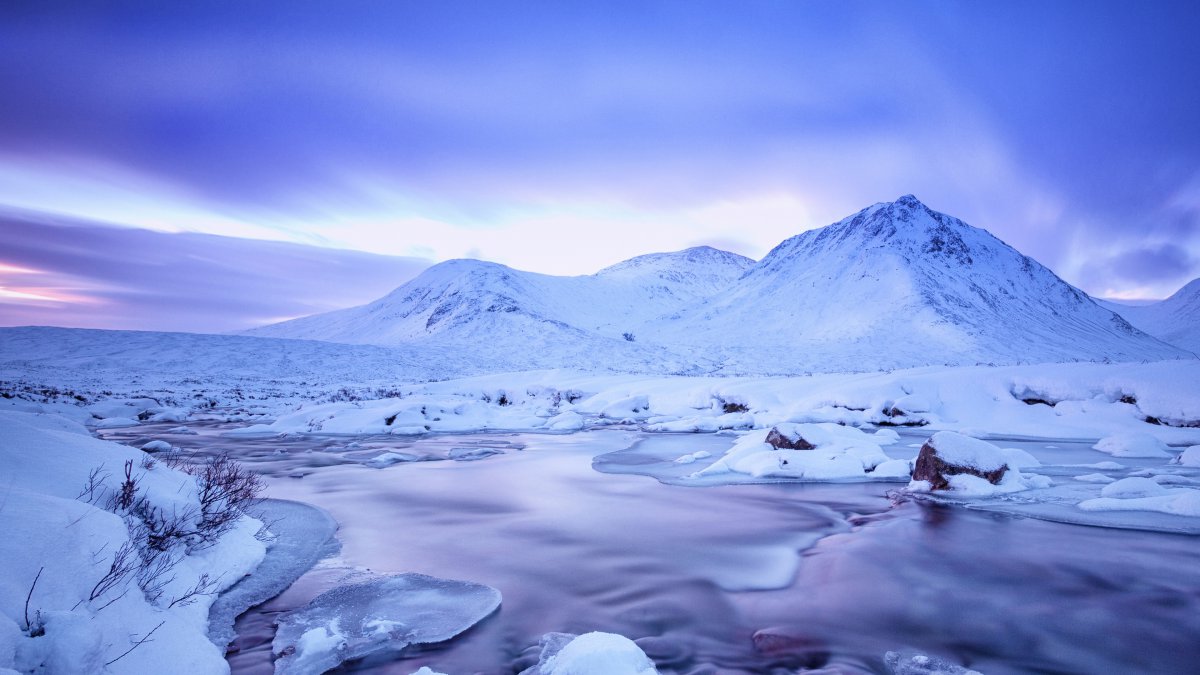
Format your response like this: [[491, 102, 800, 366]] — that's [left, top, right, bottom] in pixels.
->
[[100, 424, 1200, 674]]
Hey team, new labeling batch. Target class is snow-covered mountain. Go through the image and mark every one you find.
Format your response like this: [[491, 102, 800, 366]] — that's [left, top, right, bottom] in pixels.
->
[[248, 196, 1190, 374], [1100, 279, 1200, 354], [640, 195, 1187, 372], [244, 246, 752, 373]]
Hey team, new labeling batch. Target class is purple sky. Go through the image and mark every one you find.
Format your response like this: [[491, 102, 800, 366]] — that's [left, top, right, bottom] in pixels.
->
[[2, 1, 1199, 331]]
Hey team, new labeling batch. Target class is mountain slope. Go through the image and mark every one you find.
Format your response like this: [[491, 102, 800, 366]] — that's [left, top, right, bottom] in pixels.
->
[[247, 196, 1190, 374], [244, 246, 752, 373], [639, 195, 1188, 372], [1101, 279, 1200, 354]]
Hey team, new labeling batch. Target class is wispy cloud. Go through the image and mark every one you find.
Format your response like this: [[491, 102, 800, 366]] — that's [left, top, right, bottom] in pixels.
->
[[0, 1, 1197, 309], [0, 210, 430, 332]]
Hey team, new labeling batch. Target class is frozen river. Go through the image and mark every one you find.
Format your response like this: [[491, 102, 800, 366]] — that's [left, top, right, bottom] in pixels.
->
[[100, 424, 1200, 674]]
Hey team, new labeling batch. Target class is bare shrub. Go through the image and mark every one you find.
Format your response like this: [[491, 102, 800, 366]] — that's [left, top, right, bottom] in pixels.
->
[[88, 541, 137, 603], [134, 547, 177, 604], [168, 572, 220, 609], [106, 460, 138, 512], [189, 453, 263, 547], [76, 466, 109, 505]]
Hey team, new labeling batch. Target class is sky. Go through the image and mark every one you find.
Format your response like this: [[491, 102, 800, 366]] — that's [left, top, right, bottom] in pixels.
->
[[2, 0, 1199, 331]]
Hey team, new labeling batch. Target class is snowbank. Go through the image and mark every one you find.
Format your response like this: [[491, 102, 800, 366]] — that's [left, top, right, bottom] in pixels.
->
[[0, 411, 265, 674], [691, 423, 897, 482], [8, 360, 1200, 446]]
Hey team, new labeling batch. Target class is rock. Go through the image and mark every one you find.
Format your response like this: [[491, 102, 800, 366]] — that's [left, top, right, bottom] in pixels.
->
[[141, 440, 172, 453], [765, 426, 815, 450], [910, 431, 1007, 491]]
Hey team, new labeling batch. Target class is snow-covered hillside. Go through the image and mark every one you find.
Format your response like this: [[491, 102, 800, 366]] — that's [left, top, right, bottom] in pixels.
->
[[246, 196, 1189, 374], [246, 246, 750, 344], [641, 195, 1186, 372], [1101, 279, 1200, 354]]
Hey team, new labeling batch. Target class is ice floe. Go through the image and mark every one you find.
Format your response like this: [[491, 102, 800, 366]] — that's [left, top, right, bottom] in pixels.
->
[[272, 573, 501, 675]]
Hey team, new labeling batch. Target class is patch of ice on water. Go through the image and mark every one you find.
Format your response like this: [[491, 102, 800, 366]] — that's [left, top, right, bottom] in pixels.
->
[[449, 447, 505, 461], [1065, 461, 1125, 470], [673, 450, 711, 465], [272, 573, 501, 675], [1073, 473, 1116, 484], [1079, 490, 1200, 518], [368, 451, 420, 468], [208, 499, 339, 651], [885, 649, 983, 675], [90, 416, 140, 428]]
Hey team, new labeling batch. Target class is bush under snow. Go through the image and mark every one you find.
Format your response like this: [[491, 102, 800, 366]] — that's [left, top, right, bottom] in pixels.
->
[[0, 411, 265, 674]]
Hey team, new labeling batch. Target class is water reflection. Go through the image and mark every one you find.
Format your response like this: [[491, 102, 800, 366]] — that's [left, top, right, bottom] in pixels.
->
[[98, 425, 1200, 674]]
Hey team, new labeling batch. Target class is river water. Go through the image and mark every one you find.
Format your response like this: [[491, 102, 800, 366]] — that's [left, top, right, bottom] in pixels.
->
[[100, 424, 1200, 674]]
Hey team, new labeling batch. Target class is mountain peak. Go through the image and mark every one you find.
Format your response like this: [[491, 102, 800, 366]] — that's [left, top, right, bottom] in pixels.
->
[[894, 194, 925, 209]]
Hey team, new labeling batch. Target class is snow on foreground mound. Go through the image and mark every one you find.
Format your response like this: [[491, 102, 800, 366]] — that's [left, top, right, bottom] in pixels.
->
[[0, 411, 265, 674], [689, 423, 907, 482], [272, 573, 501, 675], [906, 432, 1051, 497], [519, 631, 658, 675]]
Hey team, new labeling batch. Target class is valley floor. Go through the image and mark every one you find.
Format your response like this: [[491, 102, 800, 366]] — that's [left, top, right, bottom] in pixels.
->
[[2, 351, 1199, 674]]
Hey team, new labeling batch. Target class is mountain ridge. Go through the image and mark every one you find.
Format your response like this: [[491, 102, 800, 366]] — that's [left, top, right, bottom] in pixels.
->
[[246, 196, 1191, 374], [1100, 278, 1200, 354]]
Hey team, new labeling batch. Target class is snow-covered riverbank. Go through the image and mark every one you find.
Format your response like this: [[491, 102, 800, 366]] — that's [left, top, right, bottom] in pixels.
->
[[0, 411, 265, 674]]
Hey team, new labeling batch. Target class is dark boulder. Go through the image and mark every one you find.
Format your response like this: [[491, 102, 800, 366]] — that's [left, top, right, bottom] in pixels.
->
[[765, 426, 815, 450], [910, 431, 1007, 491]]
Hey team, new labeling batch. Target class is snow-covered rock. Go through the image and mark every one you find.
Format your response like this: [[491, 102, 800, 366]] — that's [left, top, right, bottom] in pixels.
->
[[1092, 433, 1173, 458], [1099, 477, 1168, 498], [1173, 445, 1200, 467], [522, 631, 659, 675], [910, 432, 1008, 491], [693, 423, 893, 481], [271, 573, 501, 675]]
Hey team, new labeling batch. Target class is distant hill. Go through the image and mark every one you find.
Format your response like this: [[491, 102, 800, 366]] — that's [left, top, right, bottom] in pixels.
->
[[246, 196, 1190, 374], [1100, 279, 1200, 354]]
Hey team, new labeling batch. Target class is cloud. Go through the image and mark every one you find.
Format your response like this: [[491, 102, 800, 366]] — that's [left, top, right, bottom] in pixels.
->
[[0, 2, 1198, 300], [0, 210, 430, 332], [1076, 243, 1199, 299]]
